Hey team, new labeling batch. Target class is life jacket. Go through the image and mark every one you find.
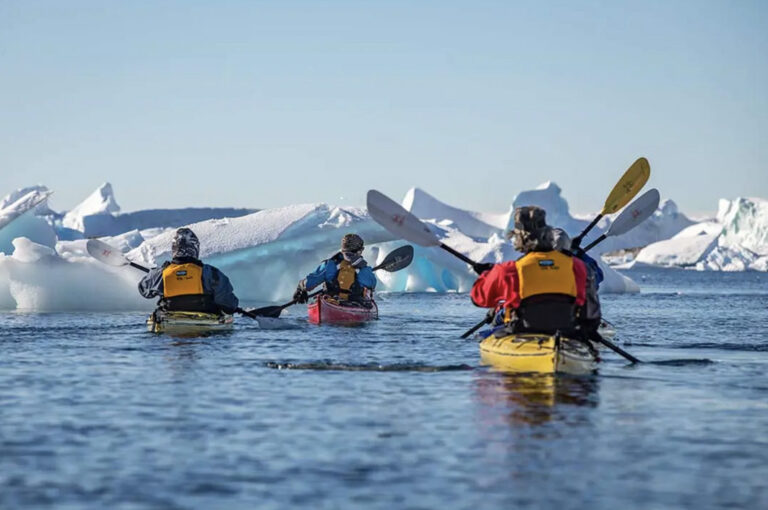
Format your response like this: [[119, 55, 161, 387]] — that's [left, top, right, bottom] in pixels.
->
[[160, 260, 217, 313], [324, 253, 366, 302], [504, 250, 579, 334]]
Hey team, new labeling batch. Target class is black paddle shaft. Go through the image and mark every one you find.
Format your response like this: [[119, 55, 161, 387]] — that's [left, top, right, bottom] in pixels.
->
[[460, 316, 491, 339], [571, 214, 603, 249], [439, 244, 477, 266]]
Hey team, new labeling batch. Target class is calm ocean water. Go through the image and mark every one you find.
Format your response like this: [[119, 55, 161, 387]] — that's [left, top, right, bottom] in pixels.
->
[[1, 268, 767, 509]]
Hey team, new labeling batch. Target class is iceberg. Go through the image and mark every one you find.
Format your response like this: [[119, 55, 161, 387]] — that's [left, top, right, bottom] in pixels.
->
[[4, 179, 701, 311], [634, 197, 768, 271], [62, 182, 121, 232], [0, 237, 148, 311], [59, 182, 256, 238], [0, 186, 57, 254]]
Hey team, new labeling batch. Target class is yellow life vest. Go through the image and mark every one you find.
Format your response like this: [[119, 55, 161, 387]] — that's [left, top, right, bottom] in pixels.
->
[[516, 251, 577, 300], [503, 251, 578, 324], [162, 263, 204, 298], [336, 260, 357, 300]]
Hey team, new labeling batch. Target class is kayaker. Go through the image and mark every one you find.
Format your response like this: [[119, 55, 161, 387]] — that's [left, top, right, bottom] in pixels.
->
[[138, 227, 239, 315], [293, 233, 376, 305], [470, 206, 592, 336]]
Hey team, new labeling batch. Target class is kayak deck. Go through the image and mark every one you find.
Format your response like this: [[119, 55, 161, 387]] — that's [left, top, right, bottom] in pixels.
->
[[479, 333, 599, 375], [147, 310, 234, 336], [308, 295, 378, 324]]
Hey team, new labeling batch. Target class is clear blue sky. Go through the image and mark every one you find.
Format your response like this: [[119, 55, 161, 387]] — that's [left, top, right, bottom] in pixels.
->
[[1, 0, 766, 217]]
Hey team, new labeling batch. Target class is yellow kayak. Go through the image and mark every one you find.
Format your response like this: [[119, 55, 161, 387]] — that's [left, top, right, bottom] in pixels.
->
[[479, 332, 599, 375], [147, 310, 234, 336]]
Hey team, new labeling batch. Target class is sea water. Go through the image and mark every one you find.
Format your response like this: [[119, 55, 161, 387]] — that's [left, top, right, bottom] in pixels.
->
[[1, 268, 767, 509]]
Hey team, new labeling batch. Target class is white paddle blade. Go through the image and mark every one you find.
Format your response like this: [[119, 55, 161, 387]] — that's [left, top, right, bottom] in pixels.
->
[[86, 239, 129, 267], [366, 190, 441, 247], [607, 188, 661, 237]]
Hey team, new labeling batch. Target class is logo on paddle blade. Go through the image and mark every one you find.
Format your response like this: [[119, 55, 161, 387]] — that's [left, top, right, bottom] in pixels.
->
[[102, 249, 111, 256], [392, 214, 405, 226], [632, 209, 641, 218]]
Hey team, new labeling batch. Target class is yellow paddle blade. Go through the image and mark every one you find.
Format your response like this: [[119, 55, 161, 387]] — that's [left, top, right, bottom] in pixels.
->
[[602, 157, 651, 215]]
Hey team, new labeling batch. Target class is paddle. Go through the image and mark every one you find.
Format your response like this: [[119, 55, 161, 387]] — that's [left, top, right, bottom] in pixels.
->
[[589, 331, 641, 364], [582, 188, 660, 252], [86, 238, 259, 319], [367, 190, 480, 268], [571, 157, 650, 249], [247, 244, 415, 318]]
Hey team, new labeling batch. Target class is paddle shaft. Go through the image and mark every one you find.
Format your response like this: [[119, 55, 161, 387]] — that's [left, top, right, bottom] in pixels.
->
[[439, 244, 477, 266], [571, 213, 603, 249], [130, 262, 150, 273], [582, 233, 607, 253], [589, 331, 641, 364], [460, 316, 491, 339]]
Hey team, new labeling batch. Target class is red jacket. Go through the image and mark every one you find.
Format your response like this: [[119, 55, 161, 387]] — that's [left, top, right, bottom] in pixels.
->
[[471, 256, 587, 309]]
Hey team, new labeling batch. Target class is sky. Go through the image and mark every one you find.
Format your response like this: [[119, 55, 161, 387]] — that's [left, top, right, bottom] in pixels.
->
[[1, 0, 766, 217]]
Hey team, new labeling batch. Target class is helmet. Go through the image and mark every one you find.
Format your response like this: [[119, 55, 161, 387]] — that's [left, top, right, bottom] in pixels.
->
[[341, 233, 364, 253], [172, 227, 200, 259]]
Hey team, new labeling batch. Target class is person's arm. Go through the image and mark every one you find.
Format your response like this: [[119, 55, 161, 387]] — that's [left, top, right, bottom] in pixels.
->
[[205, 265, 239, 313], [138, 266, 165, 298], [470, 261, 518, 308], [304, 260, 331, 291], [355, 263, 377, 290]]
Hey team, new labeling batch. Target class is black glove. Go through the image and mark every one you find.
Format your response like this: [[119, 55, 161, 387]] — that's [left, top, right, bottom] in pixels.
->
[[473, 262, 495, 275], [293, 284, 308, 304]]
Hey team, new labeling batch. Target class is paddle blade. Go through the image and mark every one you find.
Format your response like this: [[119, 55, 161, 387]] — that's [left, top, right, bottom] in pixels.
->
[[247, 305, 285, 318], [606, 188, 660, 237], [374, 245, 414, 272], [86, 239, 129, 267], [602, 157, 651, 215], [367, 190, 441, 247]]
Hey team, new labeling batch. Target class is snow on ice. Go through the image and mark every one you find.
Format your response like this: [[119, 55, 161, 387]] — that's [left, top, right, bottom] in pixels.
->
[[635, 197, 768, 271], [1, 179, 766, 311]]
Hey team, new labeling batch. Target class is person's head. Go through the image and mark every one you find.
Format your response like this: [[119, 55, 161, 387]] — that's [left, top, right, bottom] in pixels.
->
[[172, 227, 200, 259], [508, 206, 552, 252], [340, 233, 364, 261]]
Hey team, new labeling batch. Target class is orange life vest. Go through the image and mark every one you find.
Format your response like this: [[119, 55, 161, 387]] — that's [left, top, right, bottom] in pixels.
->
[[336, 260, 357, 300], [504, 250, 577, 323], [162, 263, 204, 298]]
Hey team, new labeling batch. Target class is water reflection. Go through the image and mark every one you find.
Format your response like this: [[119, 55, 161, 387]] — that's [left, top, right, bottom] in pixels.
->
[[474, 372, 600, 427]]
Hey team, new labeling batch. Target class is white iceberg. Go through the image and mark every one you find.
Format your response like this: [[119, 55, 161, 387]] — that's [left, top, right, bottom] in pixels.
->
[[0, 186, 57, 255], [59, 182, 256, 238], [634, 197, 768, 271], [0, 181, 677, 311]]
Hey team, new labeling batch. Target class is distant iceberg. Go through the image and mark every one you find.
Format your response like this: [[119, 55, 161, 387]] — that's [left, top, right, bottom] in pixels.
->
[[634, 197, 768, 271]]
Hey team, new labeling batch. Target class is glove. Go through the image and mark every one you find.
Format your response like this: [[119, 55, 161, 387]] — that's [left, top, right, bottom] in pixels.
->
[[473, 262, 494, 275], [293, 283, 308, 304]]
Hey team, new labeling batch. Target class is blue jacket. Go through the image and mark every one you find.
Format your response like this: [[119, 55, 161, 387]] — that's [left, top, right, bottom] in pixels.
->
[[577, 252, 604, 289], [305, 256, 377, 292], [138, 259, 239, 313]]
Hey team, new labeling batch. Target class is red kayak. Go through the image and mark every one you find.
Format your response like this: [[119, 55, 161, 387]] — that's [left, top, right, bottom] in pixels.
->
[[307, 295, 378, 324]]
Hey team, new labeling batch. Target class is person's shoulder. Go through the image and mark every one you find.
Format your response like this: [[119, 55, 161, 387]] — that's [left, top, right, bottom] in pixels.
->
[[203, 263, 225, 275], [497, 260, 517, 270]]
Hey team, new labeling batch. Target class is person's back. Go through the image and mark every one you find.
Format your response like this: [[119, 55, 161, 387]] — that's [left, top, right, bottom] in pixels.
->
[[138, 228, 239, 315], [294, 233, 376, 305], [471, 206, 587, 335]]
